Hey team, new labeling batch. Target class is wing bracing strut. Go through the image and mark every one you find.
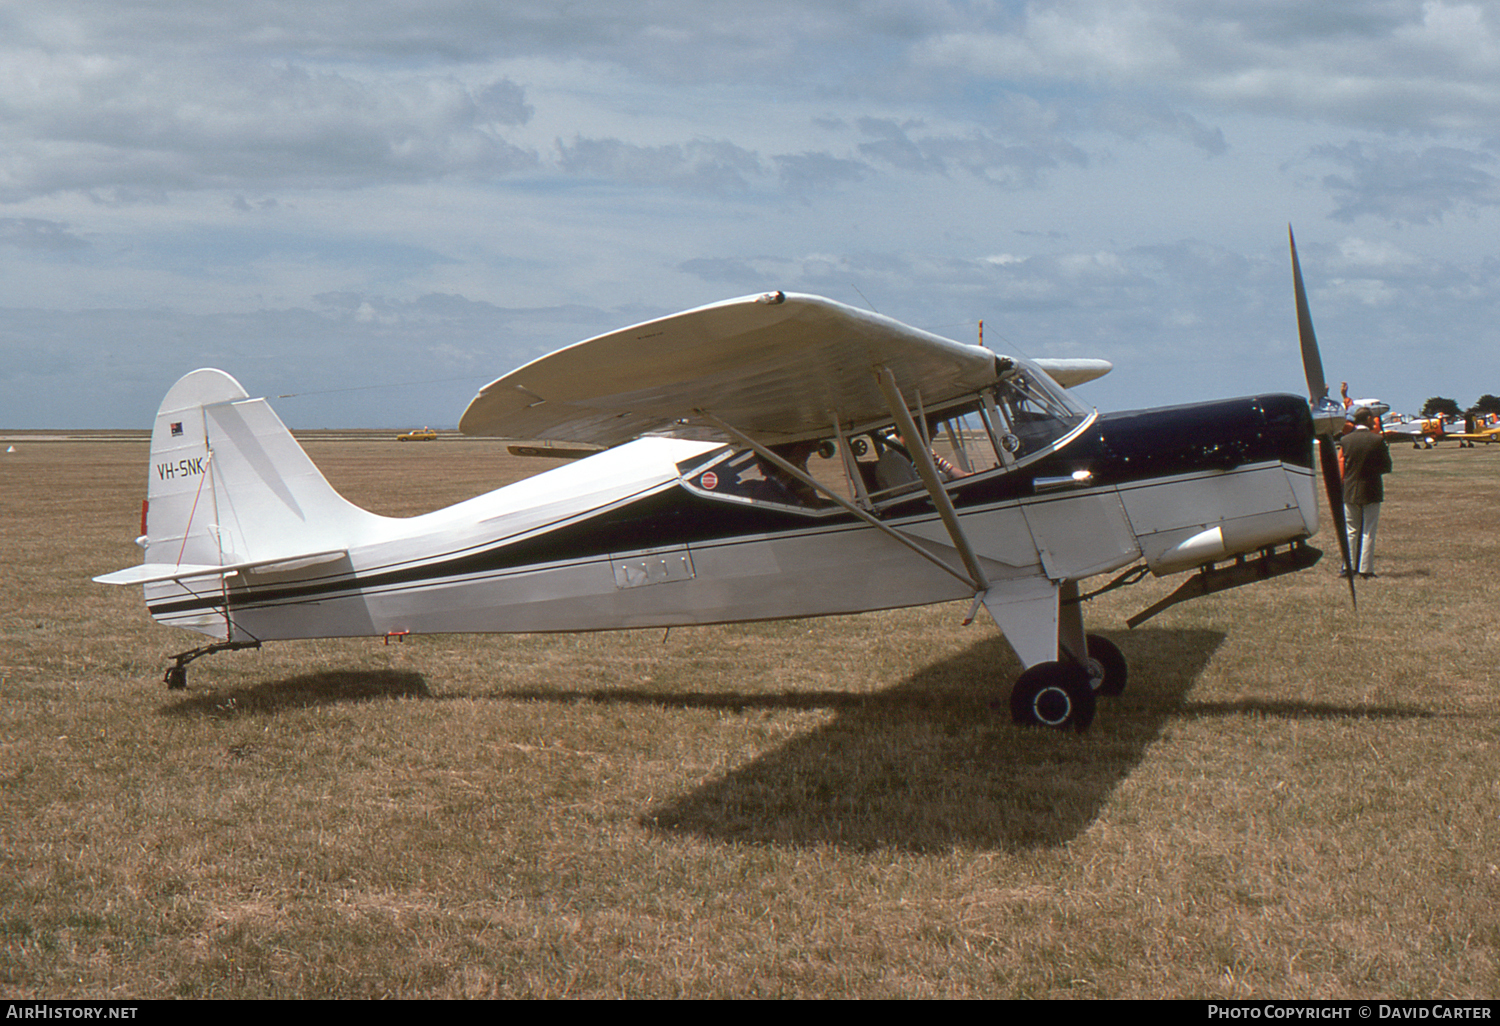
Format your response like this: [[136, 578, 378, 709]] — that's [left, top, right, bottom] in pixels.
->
[[874, 365, 991, 593]]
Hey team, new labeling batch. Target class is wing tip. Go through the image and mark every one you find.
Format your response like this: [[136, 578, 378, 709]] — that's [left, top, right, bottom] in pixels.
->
[[1033, 358, 1113, 387]]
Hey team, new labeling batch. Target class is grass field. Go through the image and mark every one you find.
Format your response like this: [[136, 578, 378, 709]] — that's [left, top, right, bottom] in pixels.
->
[[1, 435, 1497, 998]]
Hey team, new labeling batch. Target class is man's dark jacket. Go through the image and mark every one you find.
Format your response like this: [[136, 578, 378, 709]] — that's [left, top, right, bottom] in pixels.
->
[[1341, 427, 1392, 506]]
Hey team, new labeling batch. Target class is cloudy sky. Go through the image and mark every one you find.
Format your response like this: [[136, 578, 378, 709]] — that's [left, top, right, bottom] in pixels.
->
[[4, 1, 1500, 428]]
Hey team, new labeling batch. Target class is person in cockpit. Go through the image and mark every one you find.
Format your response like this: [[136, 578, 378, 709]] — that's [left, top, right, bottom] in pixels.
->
[[875, 431, 968, 491]]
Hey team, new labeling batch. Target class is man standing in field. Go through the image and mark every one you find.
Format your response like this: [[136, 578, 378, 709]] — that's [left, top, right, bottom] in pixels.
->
[[1340, 407, 1393, 578]]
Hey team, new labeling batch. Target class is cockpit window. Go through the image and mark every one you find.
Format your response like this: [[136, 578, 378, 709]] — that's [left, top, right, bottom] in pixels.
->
[[678, 360, 1092, 515]]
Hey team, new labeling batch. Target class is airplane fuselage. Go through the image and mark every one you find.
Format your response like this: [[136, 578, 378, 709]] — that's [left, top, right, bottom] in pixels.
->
[[146, 393, 1317, 645]]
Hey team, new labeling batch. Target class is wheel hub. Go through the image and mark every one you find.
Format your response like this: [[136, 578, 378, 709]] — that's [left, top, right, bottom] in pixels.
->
[[1032, 686, 1072, 725]]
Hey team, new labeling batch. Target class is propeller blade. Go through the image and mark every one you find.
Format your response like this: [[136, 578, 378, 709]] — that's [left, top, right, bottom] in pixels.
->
[[1294, 229, 1356, 606], [1318, 435, 1357, 608], [1290, 226, 1328, 402]]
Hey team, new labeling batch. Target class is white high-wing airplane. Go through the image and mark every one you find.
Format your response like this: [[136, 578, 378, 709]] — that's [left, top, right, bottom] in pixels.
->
[[96, 230, 1352, 732], [1338, 384, 1390, 422]]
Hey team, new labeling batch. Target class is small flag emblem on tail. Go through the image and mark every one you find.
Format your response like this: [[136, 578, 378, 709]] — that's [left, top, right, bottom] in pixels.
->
[[170, 422, 183, 436]]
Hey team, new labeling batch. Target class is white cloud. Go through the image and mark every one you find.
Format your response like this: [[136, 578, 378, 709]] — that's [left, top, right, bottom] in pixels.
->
[[556, 136, 764, 194], [0, 217, 90, 251], [1309, 141, 1500, 224], [1337, 236, 1419, 268], [916, 0, 1500, 133], [0, 53, 542, 201]]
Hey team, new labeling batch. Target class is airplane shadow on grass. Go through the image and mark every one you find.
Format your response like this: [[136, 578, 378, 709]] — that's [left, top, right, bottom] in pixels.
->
[[636, 626, 1224, 852], [542, 624, 1430, 854], [159, 668, 431, 717], [476, 626, 1227, 851], [155, 629, 1437, 852]]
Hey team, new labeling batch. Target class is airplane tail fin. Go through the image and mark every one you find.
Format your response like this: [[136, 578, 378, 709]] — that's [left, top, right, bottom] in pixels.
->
[[96, 369, 387, 636]]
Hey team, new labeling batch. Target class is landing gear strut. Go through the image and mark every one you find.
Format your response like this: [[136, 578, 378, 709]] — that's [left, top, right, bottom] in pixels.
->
[[163, 640, 261, 689]]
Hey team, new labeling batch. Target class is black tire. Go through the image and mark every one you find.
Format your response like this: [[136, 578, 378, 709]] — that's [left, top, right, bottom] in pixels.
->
[[1084, 634, 1128, 697], [1009, 662, 1096, 732]]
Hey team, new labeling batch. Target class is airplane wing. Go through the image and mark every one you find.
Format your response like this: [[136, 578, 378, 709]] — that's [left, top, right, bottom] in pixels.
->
[[459, 292, 1041, 446], [1438, 429, 1500, 444]]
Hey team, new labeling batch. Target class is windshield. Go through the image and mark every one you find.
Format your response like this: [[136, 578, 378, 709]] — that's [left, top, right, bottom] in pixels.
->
[[987, 361, 1090, 461]]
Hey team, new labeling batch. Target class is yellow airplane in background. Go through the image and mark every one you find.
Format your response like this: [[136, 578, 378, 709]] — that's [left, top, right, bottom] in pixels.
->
[[1339, 385, 1500, 448], [1383, 414, 1500, 448]]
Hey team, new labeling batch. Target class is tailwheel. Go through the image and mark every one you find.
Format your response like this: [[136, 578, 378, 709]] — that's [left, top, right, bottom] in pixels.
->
[[161, 640, 261, 691], [1084, 634, 1127, 697], [1009, 662, 1096, 733]]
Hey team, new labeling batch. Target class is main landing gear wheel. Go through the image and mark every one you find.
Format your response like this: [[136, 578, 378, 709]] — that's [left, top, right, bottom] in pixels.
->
[[1009, 662, 1096, 733], [1084, 634, 1127, 697]]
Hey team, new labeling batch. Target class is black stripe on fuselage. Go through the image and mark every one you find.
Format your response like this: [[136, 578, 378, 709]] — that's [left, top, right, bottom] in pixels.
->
[[148, 393, 1311, 617]]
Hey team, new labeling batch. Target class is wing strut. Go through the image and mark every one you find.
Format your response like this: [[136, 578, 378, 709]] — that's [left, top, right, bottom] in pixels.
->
[[694, 410, 982, 592], [829, 413, 874, 508], [874, 365, 992, 593]]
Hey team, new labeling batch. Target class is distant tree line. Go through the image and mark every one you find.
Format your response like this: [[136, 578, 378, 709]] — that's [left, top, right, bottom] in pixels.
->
[[1420, 394, 1500, 418]]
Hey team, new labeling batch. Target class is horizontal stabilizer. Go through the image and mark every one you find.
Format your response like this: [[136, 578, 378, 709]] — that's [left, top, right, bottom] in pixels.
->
[[94, 549, 348, 587]]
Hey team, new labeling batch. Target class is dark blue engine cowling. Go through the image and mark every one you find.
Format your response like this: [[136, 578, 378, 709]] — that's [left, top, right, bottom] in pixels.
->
[[1064, 394, 1314, 487]]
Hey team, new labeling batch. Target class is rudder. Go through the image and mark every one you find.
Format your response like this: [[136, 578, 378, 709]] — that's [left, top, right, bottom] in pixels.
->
[[143, 368, 386, 576]]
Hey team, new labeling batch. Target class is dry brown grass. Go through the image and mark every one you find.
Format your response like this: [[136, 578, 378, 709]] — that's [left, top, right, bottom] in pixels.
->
[[1, 435, 1497, 998]]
